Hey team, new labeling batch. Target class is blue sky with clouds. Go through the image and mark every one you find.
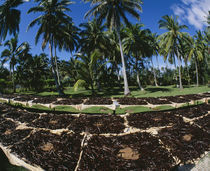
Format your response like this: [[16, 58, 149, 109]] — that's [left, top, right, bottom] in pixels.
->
[[1, 0, 209, 69]]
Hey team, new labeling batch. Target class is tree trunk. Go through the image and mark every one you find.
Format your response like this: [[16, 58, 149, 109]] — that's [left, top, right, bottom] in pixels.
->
[[136, 58, 144, 91], [116, 63, 120, 80], [90, 81, 95, 95], [116, 30, 130, 96], [185, 61, 190, 85], [12, 65, 16, 93], [151, 57, 158, 87], [114, 61, 122, 88], [54, 44, 61, 86], [49, 42, 64, 96], [177, 56, 183, 89], [173, 56, 178, 88], [195, 57, 199, 87]]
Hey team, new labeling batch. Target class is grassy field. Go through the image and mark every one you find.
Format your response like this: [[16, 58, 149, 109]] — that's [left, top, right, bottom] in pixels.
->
[[19, 85, 210, 98]]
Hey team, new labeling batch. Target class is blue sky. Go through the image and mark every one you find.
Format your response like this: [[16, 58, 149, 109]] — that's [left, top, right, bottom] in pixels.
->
[[1, 0, 209, 68]]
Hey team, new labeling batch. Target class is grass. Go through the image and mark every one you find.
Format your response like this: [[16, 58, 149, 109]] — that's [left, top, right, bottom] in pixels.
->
[[151, 105, 174, 111], [81, 106, 113, 114], [130, 85, 210, 98], [31, 104, 51, 111], [18, 85, 210, 98], [54, 105, 79, 113], [116, 106, 152, 114]]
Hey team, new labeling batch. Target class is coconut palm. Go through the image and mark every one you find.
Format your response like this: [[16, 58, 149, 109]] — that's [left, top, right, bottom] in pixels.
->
[[84, 0, 143, 95], [79, 20, 109, 56], [123, 24, 152, 90], [1, 35, 29, 92], [53, 21, 79, 86], [106, 30, 122, 85], [148, 33, 160, 87], [74, 50, 107, 95], [186, 31, 205, 86], [158, 15, 188, 89], [0, 0, 23, 42], [27, 0, 74, 96]]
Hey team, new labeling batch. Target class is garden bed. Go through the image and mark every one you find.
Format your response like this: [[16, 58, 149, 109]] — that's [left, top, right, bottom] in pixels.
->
[[170, 104, 209, 119], [11, 130, 83, 170], [53, 98, 84, 105], [28, 114, 76, 130], [116, 97, 148, 105], [4, 111, 40, 124], [165, 96, 191, 103], [158, 123, 210, 163], [68, 114, 125, 134], [84, 97, 113, 105], [0, 102, 209, 170], [13, 95, 34, 102], [32, 96, 57, 104], [78, 133, 176, 170], [0, 129, 32, 146], [127, 111, 184, 129], [144, 97, 171, 105], [194, 115, 210, 133]]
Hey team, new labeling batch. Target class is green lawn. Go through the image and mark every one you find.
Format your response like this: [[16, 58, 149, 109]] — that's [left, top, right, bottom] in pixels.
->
[[116, 106, 152, 114], [19, 85, 210, 98], [54, 105, 79, 113], [81, 106, 113, 114], [151, 105, 175, 111]]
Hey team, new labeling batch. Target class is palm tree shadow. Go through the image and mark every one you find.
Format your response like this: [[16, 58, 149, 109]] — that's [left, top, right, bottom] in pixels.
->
[[145, 87, 171, 93]]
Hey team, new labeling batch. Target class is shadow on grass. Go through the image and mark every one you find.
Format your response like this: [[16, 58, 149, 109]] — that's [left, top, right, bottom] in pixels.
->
[[145, 87, 171, 93]]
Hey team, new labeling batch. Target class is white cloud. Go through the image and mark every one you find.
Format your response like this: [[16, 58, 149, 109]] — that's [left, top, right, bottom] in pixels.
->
[[171, 0, 209, 30], [172, 5, 185, 16]]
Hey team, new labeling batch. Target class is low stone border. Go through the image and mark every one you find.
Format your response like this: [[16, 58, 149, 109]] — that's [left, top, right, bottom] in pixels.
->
[[1, 95, 209, 112]]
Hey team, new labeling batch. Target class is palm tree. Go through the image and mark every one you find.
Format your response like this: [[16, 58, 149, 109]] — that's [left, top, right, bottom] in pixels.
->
[[0, 0, 23, 42], [107, 30, 122, 86], [158, 15, 188, 89], [79, 20, 110, 91], [84, 0, 143, 95], [186, 31, 205, 87], [123, 24, 152, 90], [74, 50, 107, 95], [1, 35, 29, 92], [17, 53, 49, 91], [79, 20, 109, 56], [27, 0, 74, 96], [149, 33, 159, 87], [53, 21, 79, 86]]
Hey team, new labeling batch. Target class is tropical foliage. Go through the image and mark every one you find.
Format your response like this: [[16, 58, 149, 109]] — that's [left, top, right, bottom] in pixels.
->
[[0, 0, 209, 95]]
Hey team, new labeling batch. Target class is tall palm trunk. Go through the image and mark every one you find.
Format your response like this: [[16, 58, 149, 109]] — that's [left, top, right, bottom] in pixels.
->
[[136, 57, 144, 91], [173, 56, 178, 87], [49, 42, 64, 96], [195, 56, 199, 87], [151, 57, 158, 87], [177, 56, 183, 89], [116, 30, 130, 95], [54, 44, 61, 86], [12, 65, 16, 93], [185, 61, 190, 85]]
